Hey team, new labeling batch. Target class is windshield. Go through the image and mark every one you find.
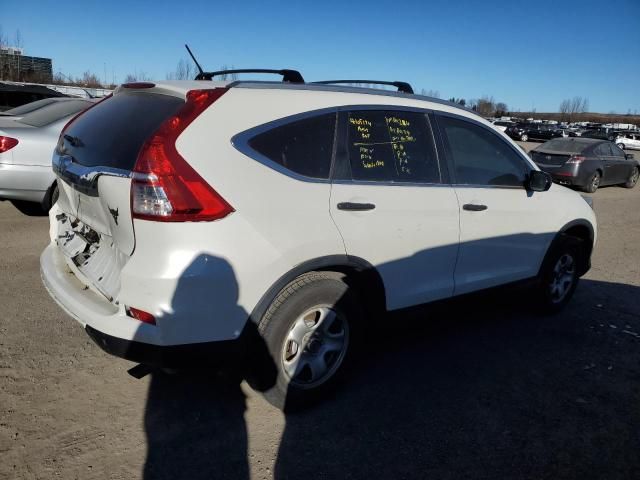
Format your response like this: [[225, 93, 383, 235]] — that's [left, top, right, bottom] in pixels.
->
[[20, 99, 94, 127]]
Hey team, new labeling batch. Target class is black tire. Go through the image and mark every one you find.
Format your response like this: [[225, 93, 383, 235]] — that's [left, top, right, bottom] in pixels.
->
[[520, 134, 528, 142], [617, 143, 625, 150], [535, 235, 582, 314], [249, 271, 362, 411], [624, 166, 640, 189], [46, 183, 59, 211], [584, 171, 601, 193]]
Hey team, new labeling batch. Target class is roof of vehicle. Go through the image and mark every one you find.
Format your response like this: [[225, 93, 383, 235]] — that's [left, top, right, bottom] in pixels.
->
[[116, 80, 481, 119]]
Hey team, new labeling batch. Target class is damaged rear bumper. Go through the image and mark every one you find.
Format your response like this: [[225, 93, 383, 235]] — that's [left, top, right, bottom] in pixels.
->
[[41, 243, 245, 368]]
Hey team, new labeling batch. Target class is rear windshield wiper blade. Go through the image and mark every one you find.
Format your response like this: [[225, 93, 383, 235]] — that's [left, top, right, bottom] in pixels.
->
[[64, 134, 84, 147]]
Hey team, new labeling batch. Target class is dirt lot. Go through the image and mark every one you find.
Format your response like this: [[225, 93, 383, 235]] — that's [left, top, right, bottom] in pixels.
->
[[1, 147, 639, 479]]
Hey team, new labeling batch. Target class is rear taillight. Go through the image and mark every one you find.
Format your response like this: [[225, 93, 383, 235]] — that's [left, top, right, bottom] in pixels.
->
[[0, 136, 18, 153], [131, 88, 234, 222], [566, 155, 586, 164]]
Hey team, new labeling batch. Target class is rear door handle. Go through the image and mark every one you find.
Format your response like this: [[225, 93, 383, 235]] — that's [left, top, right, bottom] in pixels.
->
[[463, 203, 488, 212], [337, 202, 376, 211]]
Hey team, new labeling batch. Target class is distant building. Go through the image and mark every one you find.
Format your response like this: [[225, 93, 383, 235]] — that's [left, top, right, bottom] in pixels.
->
[[0, 46, 53, 83]]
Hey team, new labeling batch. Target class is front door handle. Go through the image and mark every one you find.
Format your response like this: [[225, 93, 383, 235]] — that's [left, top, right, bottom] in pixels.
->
[[337, 202, 376, 211], [463, 203, 488, 212]]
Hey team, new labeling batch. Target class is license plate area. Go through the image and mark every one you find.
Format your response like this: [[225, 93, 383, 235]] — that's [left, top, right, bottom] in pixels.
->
[[55, 213, 127, 303]]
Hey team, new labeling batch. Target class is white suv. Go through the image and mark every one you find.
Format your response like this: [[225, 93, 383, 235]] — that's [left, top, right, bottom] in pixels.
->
[[41, 74, 597, 409]]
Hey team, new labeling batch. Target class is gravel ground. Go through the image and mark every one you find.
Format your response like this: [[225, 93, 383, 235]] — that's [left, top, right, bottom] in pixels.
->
[[1, 147, 639, 479]]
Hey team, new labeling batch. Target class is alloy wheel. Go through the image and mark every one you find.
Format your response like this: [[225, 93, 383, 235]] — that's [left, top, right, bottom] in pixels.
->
[[548, 253, 576, 303]]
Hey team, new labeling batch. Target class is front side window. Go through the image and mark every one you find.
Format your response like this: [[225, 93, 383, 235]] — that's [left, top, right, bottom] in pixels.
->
[[346, 110, 440, 183], [609, 143, 624, 157], [437, 115, 528, 187], [249, 113, 336, 179]]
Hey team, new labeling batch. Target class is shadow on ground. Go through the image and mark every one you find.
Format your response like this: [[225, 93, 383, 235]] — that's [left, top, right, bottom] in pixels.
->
[[142, 279, 640, 479]]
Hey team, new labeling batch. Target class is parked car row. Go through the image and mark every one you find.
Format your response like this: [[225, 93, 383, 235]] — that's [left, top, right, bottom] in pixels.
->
[[505, 123, 569, 142]]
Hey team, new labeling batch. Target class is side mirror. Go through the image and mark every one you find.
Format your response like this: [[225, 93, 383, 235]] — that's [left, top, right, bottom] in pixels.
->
[[527, 170, 552, 192], [625, 153, 635, 160]]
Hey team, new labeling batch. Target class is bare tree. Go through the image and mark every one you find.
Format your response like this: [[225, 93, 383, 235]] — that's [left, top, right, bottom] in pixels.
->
[[559, 96, 589, 122], [420, 88, 440, 98], [80, 71, 102, 88], [166, 59, 195, 80], [476, 95, 496, 117], [123, 71, 151, 83], [495, 102, 508, 117]]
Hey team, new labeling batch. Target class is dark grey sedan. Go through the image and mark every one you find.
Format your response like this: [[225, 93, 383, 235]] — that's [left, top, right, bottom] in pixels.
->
[[530, 138, 640, 193]]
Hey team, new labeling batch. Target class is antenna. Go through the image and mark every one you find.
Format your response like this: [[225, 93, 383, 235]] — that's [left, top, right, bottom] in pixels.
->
[[184, 44, 204, 77]]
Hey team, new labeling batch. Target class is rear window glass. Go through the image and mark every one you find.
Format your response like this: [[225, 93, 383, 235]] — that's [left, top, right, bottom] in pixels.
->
[[539, 139, 590, 153], [20, 100, 94, 127], [63, 93, 183, 170], [248, 113, 336, 179], [3, 98, 60, 116]]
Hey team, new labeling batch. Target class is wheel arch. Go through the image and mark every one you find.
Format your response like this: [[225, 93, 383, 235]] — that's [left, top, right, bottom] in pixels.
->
[[249, 255, 386, 327], [540, 219, 594, 277]]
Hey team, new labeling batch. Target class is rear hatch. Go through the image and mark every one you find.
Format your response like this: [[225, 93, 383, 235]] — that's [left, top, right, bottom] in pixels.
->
[[53, 90, 185, 301]]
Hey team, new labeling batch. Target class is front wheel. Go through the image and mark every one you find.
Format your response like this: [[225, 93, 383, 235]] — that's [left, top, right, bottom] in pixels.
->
[[624, 167, 640, 189], [520, 134, 528, 142], [617, 143, 625, 150], [536, 236, 582, 313], [249, 271, 362, 411]]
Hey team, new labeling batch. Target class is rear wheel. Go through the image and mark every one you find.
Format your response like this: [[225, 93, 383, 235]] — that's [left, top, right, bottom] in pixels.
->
[[249, 271, 362, 411], [624, 166, 640, 189], [617, 143, 625, 150], [520, 133, 528, 142], [536, 236, 582, 313], [584, 171, 601, 193]]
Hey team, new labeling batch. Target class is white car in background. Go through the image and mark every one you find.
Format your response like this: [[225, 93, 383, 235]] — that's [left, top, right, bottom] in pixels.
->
[[492, 120, 514, 132], [0, 97, 97, 212], [41, 75, 596, 410], [615, 132, 640, 151]]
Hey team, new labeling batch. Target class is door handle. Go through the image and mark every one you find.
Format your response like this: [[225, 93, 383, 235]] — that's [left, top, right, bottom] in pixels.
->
[[337, 202, 376, 211], [463, 203, 488, 212]]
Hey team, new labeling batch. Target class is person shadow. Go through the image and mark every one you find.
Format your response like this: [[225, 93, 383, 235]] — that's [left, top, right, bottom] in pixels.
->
[[141, 254, 276, 480]]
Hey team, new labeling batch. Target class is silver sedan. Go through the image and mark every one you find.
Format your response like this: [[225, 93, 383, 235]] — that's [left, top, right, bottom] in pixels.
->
[[0, 98, 97, 212]]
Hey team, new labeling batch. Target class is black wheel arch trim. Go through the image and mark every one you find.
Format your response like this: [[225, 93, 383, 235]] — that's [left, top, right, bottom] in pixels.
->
[[539, 219, 595, 277], [248, 255, 387, 327]]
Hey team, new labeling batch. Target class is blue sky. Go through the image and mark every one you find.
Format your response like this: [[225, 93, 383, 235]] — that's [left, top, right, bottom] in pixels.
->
[[2, 0, 639, 113]]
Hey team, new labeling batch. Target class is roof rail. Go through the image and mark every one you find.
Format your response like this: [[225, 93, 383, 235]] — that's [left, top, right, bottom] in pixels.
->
[[311, 80, 414, 94], [195, 69, 305, 83]]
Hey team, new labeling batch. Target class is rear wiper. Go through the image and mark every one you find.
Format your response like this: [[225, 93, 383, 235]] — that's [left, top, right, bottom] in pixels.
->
[[63, 134, 84, 147]]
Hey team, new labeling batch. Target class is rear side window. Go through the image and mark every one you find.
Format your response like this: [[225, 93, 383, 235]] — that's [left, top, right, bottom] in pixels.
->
[[346, 110, 440, 183], [438, 115, 528, 187], [594, 144, 610, 157], [19, 100, 94, 127], [248, 113, 336, 179], [63, 93, 183, 170]]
